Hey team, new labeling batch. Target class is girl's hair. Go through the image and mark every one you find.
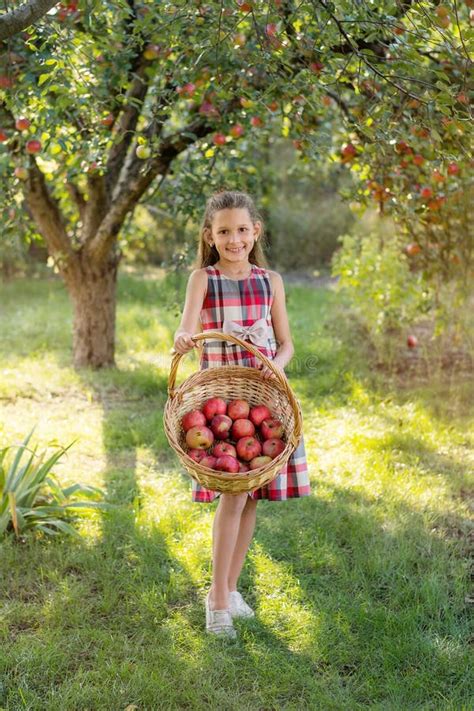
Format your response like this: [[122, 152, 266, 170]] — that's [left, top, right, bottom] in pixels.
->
[[196, 189, 267, 268]]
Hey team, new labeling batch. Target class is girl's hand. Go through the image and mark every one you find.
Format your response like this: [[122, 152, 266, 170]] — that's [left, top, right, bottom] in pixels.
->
[[258, 360, 284, 381], [174, 332, 197, 354]]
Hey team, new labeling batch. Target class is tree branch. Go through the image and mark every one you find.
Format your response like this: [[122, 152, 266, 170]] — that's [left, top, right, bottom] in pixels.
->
[[0, 0, 58, 41], [25, 158, 75, 270], [86, 99, 241, 264]]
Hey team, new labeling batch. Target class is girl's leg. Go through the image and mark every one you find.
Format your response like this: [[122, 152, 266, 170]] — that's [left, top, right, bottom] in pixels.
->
[[209, 493, 248, 610], [227, 496, 258, 592]]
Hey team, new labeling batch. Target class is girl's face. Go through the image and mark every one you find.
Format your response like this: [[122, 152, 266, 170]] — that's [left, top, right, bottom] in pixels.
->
[[207, 208, 261, 263]]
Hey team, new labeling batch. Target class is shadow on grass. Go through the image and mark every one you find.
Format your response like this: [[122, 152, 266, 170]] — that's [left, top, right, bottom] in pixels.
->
[[246, 483, 472, 708]]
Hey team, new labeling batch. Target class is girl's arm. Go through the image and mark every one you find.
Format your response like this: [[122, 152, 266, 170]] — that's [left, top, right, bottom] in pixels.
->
[[173, 269, 207, 354], [261, 272, 294, 379]]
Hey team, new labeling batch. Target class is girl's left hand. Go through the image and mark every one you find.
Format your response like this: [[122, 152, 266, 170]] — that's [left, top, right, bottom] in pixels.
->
[[258, 361, 284, 381]]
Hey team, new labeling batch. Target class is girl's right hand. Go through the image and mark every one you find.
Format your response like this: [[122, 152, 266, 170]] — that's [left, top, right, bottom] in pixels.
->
[[173, 332, 197, 354]]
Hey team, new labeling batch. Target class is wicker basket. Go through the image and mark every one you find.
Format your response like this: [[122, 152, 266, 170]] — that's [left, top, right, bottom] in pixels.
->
[[163, 331, 303, 494]]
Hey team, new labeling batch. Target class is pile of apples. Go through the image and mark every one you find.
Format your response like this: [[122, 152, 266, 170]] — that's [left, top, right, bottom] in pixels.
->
[[181, 397, 286, 474]]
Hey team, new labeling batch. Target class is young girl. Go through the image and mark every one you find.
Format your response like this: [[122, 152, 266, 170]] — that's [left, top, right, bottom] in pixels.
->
[[173, 190, 310, 639]]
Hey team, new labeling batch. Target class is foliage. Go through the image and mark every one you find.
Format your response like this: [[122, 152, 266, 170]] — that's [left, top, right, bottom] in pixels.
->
[[0, 429, 109, 538], [0, 1, 472, 365], [333, 213, 433, 332], [332, 210, 474, 367]]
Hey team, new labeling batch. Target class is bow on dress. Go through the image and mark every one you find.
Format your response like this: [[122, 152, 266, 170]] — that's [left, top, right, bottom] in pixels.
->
[[222, 318, 269, 347]]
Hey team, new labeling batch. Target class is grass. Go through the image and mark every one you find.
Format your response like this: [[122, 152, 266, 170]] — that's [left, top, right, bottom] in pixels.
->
[[0, 268, 472, 710]]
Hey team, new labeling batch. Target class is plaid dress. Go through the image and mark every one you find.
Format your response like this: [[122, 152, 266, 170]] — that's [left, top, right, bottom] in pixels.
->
[[192, 263, 311, 503]]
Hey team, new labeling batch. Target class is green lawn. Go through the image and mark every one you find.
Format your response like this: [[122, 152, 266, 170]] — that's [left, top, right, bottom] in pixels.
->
[[0, 269, 472, 710]]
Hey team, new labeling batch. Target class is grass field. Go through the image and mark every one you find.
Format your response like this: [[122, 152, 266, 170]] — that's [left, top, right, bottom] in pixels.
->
[[0, 269, 473, 710]]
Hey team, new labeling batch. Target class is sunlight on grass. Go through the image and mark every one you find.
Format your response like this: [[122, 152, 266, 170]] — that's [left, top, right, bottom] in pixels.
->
[[1, 272, 472, 709], [250, 542, 320, 653]]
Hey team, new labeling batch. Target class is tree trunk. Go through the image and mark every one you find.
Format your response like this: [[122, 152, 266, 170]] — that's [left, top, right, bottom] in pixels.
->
[[66, 252, 120, 368]]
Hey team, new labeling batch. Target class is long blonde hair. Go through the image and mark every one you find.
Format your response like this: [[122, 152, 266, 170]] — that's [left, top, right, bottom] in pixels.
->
[[196, 190, 268, 268]]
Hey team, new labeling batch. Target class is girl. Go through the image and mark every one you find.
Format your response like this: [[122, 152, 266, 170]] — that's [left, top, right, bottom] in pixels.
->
[[173, 190, 310, 639]]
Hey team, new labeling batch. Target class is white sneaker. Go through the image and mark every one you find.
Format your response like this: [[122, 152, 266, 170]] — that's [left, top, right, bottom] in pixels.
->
[[229, 590, 255, 619], [205, 593, 237, 639]]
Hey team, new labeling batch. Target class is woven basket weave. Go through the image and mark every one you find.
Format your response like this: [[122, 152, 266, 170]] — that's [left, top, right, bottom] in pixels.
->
[[163, 331, 303, 494]]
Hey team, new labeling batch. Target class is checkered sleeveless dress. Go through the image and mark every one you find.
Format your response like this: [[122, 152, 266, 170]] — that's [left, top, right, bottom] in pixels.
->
[[192, 263, 311, 503]]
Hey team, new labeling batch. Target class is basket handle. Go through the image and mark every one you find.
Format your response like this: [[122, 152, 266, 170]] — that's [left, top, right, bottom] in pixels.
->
[[168, 330, 284, 395], [168, 331, 303, 447]]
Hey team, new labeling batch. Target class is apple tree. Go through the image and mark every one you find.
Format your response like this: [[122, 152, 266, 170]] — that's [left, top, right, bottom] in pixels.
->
[[0, 0, 471, 367]]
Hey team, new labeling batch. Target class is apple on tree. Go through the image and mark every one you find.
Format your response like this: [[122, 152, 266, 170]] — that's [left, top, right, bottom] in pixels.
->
[[15, 117, 30, 131], [25, 139, 41, 154]]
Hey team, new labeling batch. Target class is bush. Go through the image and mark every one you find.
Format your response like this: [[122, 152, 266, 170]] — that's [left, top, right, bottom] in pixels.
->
[[1, 430, 109, 538], [331, 211, 474, 369]]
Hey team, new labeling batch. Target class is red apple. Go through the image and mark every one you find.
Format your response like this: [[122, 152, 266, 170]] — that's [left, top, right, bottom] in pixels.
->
[[231, 418, 255, 440], [25, 139, 41, 154], [341, 143, 356, 160], [213, 133, 227, 146], [262, 438, 286, 459], [185, 426, 214, 450], [213, 442, 237, 458], [447, 162, 459, 175], [250, 116, 264, 128], [261, 418, 284, 440], [0, 129, 8, 142], [413, 154, 425, 166], [188, 449, 207, 463], [202, 397, 227, 421], [227, 399, 250, 420], [15, 117, 30, 131], [210, 414, 233, 439], [101, 114, 114, 128], [0, 75, 14, 88], [182, 409, 206, 432], [407, 335, 418, 348], [215, 455, 240, 473], [236, 436, 262, 462], [230, 123, 244, 138], [249, 404, 272, 427], [200, 455, 218, 469], [309, 61, 324, 74], [420, 187, 433, 199], [238, 461, 250, 473], [249, 455, 272, 470], [405, 243, 421, 256]]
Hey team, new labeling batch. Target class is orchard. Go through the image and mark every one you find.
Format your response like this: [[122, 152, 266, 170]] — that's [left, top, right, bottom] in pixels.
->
[[0, 0, 471, 367], [1, 3, 473, 707]]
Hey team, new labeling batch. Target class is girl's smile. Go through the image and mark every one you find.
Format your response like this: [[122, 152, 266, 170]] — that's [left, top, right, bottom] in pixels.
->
[[209, 208, 261, 267]]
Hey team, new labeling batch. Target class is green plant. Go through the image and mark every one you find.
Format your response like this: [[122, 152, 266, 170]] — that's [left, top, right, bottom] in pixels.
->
[[0, 430, 109, 538]]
